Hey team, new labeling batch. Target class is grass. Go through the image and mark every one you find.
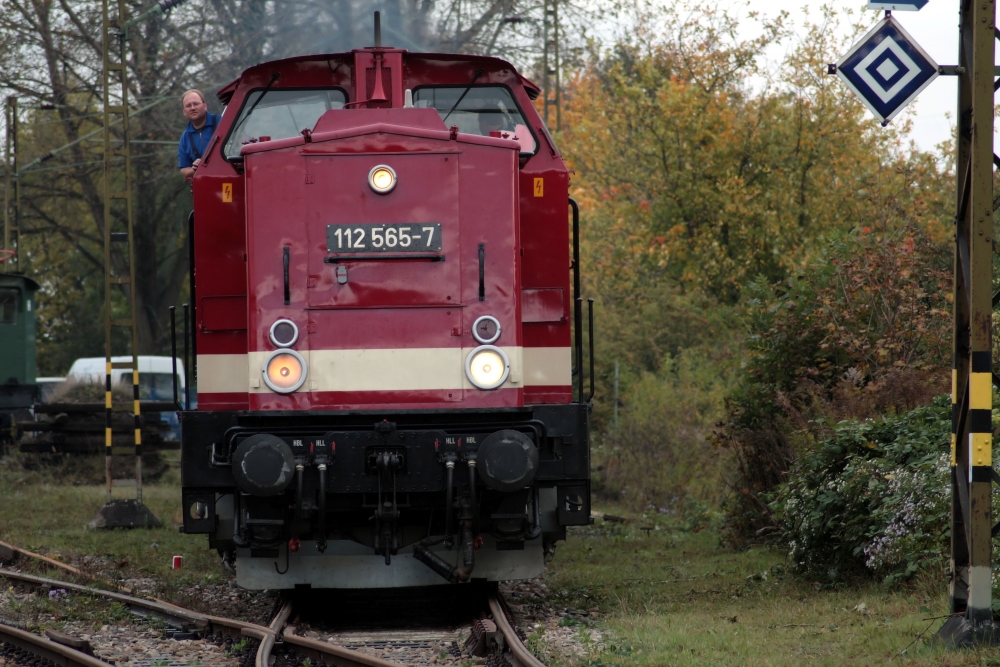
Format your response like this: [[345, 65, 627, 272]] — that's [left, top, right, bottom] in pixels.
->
[[542, 516, 998, 667], [0, 451, 225, 589], [1, 455, 997, 665]]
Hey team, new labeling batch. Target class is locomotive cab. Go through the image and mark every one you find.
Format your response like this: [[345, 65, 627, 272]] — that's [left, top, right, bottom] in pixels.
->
[[181, 43, 590, 589]]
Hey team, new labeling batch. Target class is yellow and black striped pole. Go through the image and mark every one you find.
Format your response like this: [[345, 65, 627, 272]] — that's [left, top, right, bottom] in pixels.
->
[[945, 0, 996, 639], [105, 359, 113, 504], [94, 0, 153, 527], [133, 368, 142, 503]]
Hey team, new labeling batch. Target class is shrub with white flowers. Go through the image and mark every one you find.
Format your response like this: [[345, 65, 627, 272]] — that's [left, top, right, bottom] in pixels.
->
[[770, 396, 954, 584]]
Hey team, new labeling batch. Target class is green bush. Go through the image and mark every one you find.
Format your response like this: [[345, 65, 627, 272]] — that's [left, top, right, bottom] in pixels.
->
[[719, 221, 952, 544], [594, 349, 732, 512], [769, 396, 952, 584]]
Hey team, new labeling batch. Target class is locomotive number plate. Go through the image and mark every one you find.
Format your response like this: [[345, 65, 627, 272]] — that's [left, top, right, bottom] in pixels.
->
[[326, 223, 442, 253]]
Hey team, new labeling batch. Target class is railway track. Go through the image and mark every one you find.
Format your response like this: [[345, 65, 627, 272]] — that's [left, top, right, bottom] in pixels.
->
[[0, 621, 114, 667], [0, 549, 549, 667]]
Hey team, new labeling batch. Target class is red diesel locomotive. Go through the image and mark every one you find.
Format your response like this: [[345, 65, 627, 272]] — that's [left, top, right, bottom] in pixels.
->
[[180, 29, 592, 589]]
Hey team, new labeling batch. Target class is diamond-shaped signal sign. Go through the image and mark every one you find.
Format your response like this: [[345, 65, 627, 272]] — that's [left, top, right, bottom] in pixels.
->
[[867, 1, 928, 9], [836, 15, 938, 124]]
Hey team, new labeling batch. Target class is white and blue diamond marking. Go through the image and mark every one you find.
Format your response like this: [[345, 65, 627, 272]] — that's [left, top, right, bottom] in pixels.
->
[[836, 15, 938, 124], [866, 1, 928, 10]]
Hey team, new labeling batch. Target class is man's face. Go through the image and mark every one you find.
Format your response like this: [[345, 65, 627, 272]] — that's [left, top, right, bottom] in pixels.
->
[[480, 113, 504, 134], [182, 93, 207, 125]]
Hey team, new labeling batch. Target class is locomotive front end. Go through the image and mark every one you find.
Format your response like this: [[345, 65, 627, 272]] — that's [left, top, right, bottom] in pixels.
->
[[181, 49, 590, 589]]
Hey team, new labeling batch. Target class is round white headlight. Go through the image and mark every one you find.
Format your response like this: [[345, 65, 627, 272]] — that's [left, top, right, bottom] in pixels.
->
[[269, 319, 299, 348], [465, 345, 510, 390], [368, 164, 397, 194], [262, 349, 307, 393]]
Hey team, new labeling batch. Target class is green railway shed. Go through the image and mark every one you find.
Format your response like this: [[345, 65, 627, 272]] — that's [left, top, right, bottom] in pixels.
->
[[0, 273, 39, 384]]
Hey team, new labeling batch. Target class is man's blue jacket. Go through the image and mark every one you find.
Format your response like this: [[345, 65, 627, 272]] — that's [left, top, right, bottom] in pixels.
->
[[178, 113, 221, 169]]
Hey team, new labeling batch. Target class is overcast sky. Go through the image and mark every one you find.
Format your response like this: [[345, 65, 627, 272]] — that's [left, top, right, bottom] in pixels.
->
[[749, 1, 966, 154]]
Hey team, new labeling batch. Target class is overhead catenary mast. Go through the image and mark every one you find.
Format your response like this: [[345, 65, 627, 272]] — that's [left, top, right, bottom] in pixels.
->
[[3, 97, 18, 270], [91, 0, 188, 530], [942, 0, 999, 645], [542, 0, 561, 131]]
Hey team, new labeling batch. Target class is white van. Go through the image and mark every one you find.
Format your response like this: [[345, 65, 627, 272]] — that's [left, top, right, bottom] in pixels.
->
[[67, 356, 186, 400], [35, 376, 66, 402], [66, 356, 187, 440]]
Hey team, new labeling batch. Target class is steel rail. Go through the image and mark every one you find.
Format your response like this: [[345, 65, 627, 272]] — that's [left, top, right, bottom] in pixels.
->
[[0, 540, 180, 603], [255, 600, 294, 667], [281, 625, 408, 667], [0, 555, 545, 666], [488, 595, 546, 667], [0, 621, 113, 667], [0, 540, 82, 576], [0, 568, 274, 640]]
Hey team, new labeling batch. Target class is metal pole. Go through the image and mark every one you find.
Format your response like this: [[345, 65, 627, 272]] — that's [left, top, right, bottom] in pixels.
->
[[944, 0, 996, 641], [3, 97, 11, 267], [93, 0, 158, 528], [542, 0, 550, 127], [9, 97, 18, 271], [614, 362, 619, 431], [183, 303, 190, 410], [170, 306, 180, 411], [553, 0, 561, 132], [102, 0, 115, 506]]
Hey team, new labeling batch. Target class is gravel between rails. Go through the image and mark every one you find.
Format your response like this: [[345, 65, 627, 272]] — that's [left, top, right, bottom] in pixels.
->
[[0, 566, 274, 667], [0, 549, 600, 666]]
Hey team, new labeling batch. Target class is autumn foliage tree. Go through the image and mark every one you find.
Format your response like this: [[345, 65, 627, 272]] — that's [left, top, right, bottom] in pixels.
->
[[555, 6, 954, 516]]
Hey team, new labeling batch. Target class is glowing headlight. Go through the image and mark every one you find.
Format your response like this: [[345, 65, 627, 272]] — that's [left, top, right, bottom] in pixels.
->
[[465, 345, 510, 390], [368, 165, 397, 194], [262, 349, 307, 393], [269, 319, 299, 348]]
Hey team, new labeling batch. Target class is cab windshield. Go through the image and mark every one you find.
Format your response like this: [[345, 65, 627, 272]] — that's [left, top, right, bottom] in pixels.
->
[[412, 85, 537, 154], [224, 88, 347, 158]]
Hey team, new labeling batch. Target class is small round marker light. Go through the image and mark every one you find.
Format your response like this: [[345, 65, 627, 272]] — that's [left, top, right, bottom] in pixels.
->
[[472, 315, 501, 344], [368, 165, 397, 194], [269, 319, 299, 348]]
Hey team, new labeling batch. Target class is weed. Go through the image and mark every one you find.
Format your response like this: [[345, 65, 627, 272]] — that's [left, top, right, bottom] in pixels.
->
[[105, 602, 132, 623], [524, 627, 544, 655], [226, 638, 250, 656]]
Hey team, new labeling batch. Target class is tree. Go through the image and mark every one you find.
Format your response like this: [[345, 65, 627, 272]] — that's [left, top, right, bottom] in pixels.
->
[[554, 4, 955, 516], [0, 0, 210, 366], [1, 0, 604, 371]]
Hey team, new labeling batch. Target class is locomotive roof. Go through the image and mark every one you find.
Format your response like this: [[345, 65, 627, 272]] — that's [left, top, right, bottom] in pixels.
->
[[0, 273, 40, 292], [215, 50, 541, 106]]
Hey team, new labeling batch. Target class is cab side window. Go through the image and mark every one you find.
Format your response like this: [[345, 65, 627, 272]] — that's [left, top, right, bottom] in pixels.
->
[[0, 289, 17, 325]]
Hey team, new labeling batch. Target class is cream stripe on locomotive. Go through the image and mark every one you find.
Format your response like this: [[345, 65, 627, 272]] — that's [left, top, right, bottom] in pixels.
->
[[195, 347, 571, 393], [522, 346, 571, 388], [197, 354, 250, 393]]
